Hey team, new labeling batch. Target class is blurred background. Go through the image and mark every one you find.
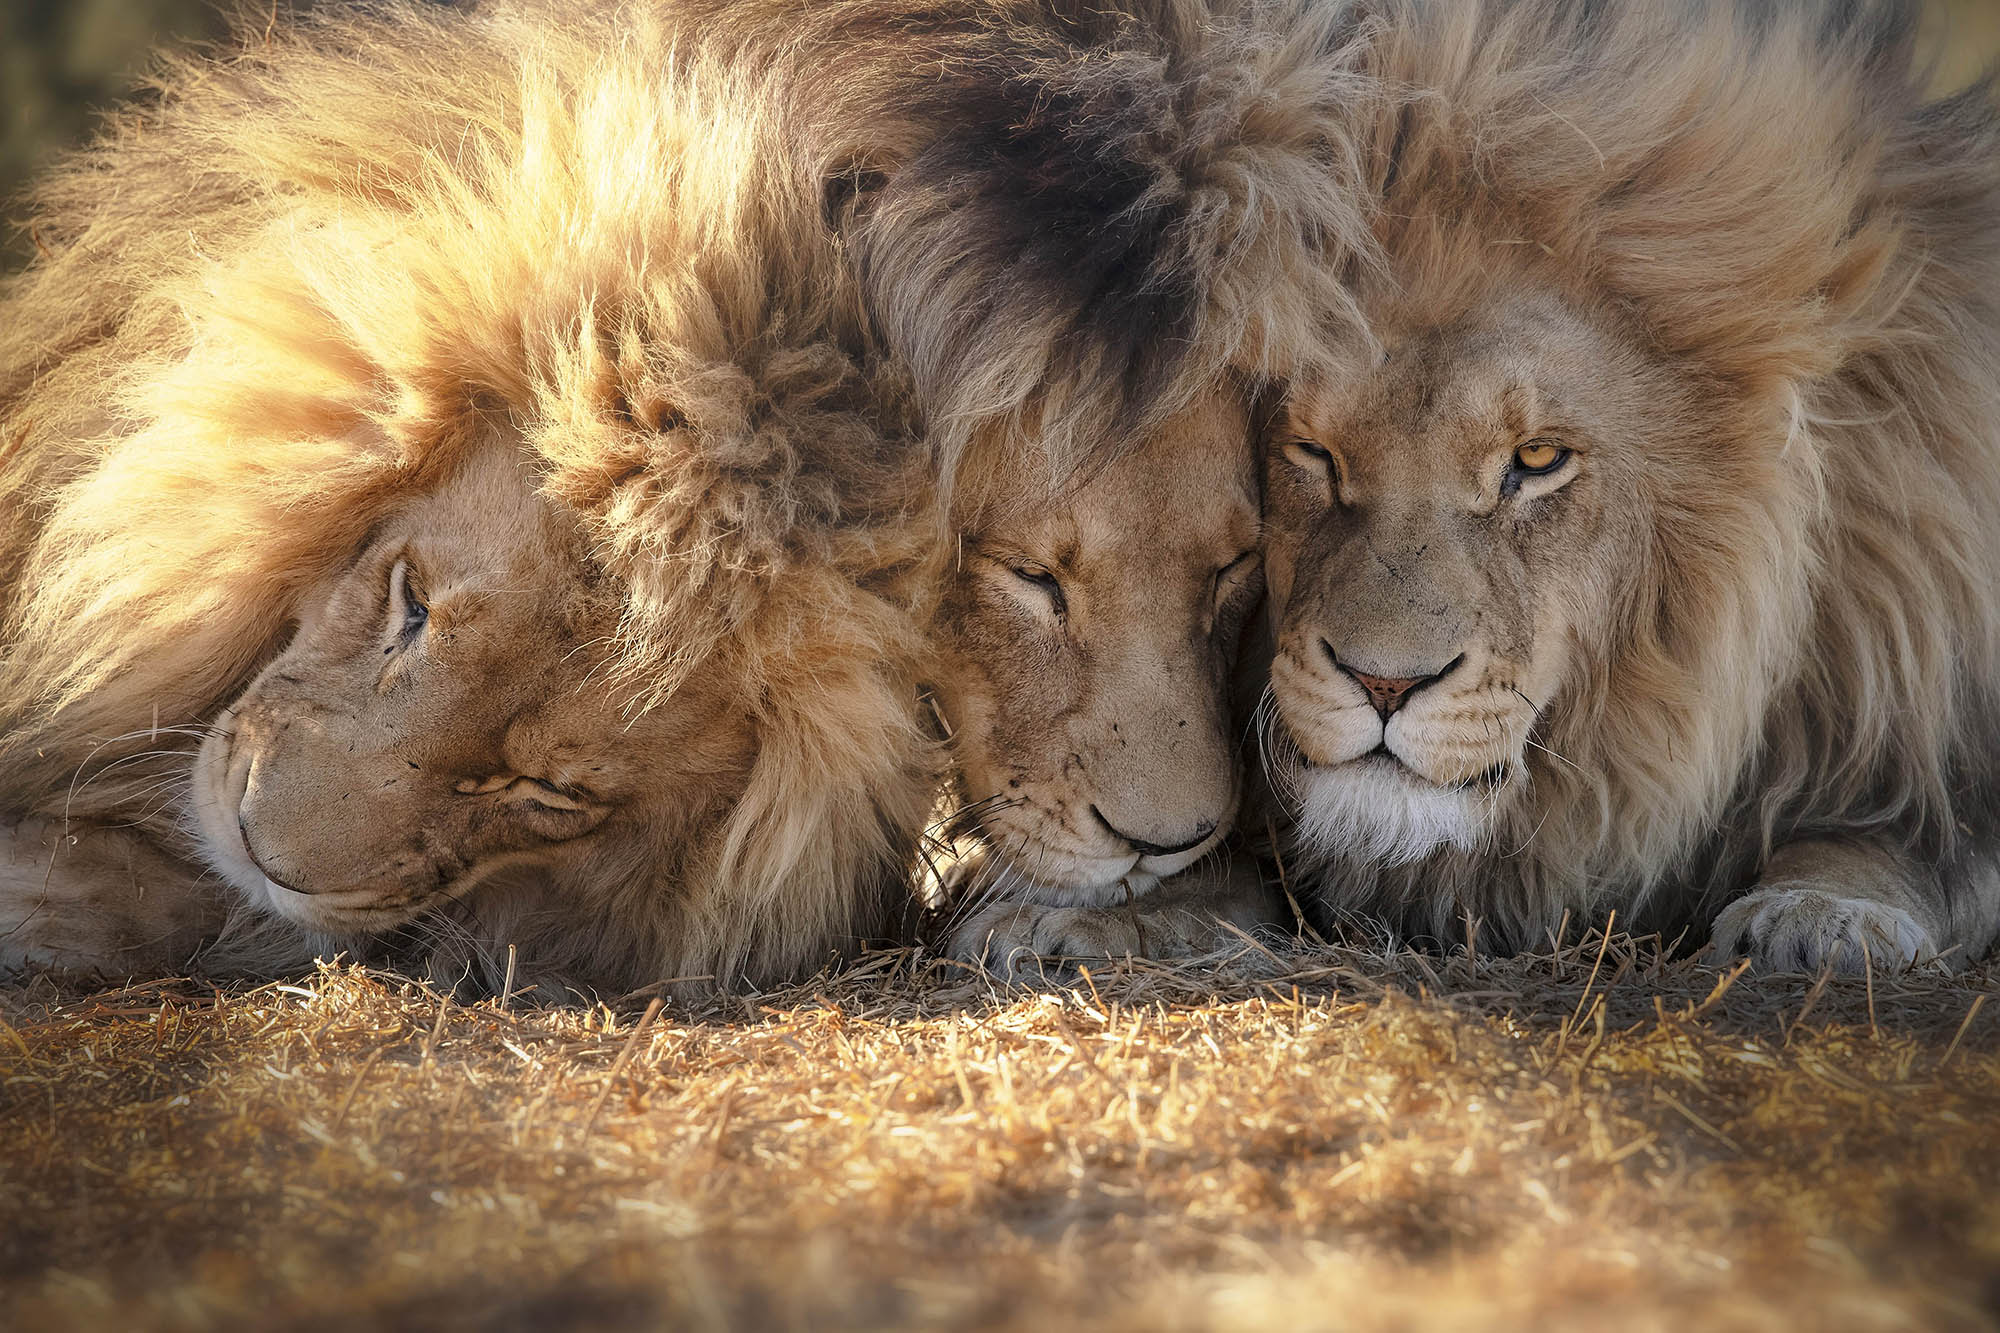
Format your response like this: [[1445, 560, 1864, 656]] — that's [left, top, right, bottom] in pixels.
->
[[2, 0, 1999, 271]]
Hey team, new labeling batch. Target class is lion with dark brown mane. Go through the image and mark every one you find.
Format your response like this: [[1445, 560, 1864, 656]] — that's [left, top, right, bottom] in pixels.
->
[[1257, 0, 2000, 972]]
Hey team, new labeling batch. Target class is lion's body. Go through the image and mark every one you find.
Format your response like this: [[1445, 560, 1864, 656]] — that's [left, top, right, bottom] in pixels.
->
[[1258, 0, 2000, 970]]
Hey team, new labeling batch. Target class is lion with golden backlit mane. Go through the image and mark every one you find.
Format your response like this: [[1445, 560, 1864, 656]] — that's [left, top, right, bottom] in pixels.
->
[[1256, 0, 2000, 972], [0, 0, 1298, 992]]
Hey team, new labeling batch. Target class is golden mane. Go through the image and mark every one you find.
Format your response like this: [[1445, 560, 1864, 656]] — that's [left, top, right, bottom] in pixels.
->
[[1, 0, 1385, 987], [0, 2, 940, 987], [1271, 0, 2000, 949]]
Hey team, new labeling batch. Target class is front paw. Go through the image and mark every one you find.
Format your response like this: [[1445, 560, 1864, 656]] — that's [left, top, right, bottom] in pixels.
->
[[1707, 886, 1935, 973], [947, 901, 1143, 982]]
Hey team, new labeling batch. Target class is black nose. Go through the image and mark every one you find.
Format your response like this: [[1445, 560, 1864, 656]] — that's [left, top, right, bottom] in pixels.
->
[[1090, 806, 1216, 858], [1322, 643, 1465, 720]]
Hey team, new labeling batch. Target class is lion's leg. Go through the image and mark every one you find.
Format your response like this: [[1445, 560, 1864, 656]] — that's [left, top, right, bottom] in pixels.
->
[[0, 816, 222, 978], [1704, 838, 1990, 973], [948, 856, 1286, 981]]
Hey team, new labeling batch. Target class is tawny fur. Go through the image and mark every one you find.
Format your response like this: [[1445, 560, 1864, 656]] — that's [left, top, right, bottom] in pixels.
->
[[0, 0, 1388, 990], [1258, 0, 2000, 967], [905, 0, 1390, 965], [0, 1, 942, 990]]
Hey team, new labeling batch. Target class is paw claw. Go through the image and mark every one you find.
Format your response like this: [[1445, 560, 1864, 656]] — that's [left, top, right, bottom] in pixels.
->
[[1711, 886, 1932, 975]]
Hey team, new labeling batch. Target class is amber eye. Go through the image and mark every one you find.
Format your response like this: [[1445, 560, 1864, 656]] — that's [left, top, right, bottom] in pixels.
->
[[1512, 441, 1569, 474]]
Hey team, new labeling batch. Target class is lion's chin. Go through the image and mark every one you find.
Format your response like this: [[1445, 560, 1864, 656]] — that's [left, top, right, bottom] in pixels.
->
[[1288, 754, 1494, 867]]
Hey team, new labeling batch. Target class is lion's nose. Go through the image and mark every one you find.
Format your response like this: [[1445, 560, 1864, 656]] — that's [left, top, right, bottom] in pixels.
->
[[1090, 806, 1216, 858], [1324, 642, 1465, 719]]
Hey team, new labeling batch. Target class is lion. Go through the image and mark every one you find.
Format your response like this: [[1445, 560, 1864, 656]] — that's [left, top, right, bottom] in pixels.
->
[[928, 392, 1288, 976], [873, 0, 1383, 976], [1, 0, 1358, 990], [1255, 0, 2000, 973], [0, 6, 954, 991]]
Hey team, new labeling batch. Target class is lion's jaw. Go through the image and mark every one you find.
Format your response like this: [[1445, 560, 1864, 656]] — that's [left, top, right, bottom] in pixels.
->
[[931, 393, 1263, 905], [189, 445, 752, 939]]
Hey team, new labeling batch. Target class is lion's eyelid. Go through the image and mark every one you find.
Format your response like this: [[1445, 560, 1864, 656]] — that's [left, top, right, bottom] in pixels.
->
[[384, 557, 429, 644], [517, 777, 590, 811]]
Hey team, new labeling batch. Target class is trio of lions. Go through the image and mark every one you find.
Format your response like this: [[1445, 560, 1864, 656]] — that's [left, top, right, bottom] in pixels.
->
[[4, 0, 1999, 996]]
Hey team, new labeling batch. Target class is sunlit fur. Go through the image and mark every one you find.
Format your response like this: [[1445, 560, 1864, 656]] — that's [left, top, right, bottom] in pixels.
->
[[1259, 0, 2000, 965], [926, 395, 1263, 915], [910, 0, 1387, 944], [0, 2, 966, 990]]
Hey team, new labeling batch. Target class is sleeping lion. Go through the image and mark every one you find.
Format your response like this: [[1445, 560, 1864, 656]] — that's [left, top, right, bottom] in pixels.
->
[[897, 0, 1380, 974], [1257, 0, 2000, 972], [931, 393, 1287, 975], [0, 1, 1270, 991], [0, 6, 946, 992]]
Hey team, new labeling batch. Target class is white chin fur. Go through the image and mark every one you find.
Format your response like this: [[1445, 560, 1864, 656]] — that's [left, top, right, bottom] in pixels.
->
[[1289, 759, 1489, 866]]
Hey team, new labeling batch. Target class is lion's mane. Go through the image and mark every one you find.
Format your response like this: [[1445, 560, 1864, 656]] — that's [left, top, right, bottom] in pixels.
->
[[1274, 0, 2000, 950], [0, 0, 1389, 986], [0, 2, 958, 987]]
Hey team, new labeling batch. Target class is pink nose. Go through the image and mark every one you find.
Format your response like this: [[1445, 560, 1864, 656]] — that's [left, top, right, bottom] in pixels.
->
[[1323, 646, 1467, 720], [1345, 669, 1426, 717]]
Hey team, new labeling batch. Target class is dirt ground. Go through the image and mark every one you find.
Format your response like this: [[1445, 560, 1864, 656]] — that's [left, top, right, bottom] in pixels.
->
[[4, 932, 1996, 1332]]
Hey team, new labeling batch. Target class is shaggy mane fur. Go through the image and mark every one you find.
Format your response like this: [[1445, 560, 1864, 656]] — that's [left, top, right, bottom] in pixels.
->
[[0, 1, 1009, 989], [1274, 0, 2000, 952], [0, 0, 1392, 988]]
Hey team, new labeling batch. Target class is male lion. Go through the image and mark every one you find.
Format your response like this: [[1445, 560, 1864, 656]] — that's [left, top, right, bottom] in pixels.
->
[[0, 2, 969, 992], [882, 0, 1382, 974], [931, 394, 1285, 974], [0, 1, 1354, 990], [1258, 0, 2000, 972]]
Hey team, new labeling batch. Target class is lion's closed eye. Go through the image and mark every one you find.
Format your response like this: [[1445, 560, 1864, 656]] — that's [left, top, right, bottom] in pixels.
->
[[452, 773, 593, 811], [383, 557, 429, 651], [516, 777, 590, 813]]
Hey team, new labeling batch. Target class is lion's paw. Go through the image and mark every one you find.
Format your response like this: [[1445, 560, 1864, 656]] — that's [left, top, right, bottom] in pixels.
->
[[1707, 886, 1935, 974], [947, 901, 1144, 982]]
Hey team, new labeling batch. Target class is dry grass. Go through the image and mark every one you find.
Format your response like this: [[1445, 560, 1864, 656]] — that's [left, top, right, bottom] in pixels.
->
[[4, 933, 1997, 1331]]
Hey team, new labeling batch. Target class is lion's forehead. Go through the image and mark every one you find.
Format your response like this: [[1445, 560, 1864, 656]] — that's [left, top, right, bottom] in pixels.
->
[[1291, 305, 1615, 463]]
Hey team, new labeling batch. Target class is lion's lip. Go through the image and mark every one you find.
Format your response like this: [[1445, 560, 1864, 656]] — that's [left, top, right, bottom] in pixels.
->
[[237, 830, 305, 895], [1298, 741, 1507, 791]]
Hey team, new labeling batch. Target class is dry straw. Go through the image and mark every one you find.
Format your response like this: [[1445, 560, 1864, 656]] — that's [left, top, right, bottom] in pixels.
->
[[2, 936, 1995, 1330]]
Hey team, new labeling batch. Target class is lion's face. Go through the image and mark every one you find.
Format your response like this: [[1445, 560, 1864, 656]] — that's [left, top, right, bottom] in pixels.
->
[[191, 446, 753, 937], [1262, 290, 1710, 865], [931, 393, 1262, 904]]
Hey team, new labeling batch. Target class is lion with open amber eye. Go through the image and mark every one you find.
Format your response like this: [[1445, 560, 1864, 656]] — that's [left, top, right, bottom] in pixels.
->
[[1256, 0, 2000, 974]]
